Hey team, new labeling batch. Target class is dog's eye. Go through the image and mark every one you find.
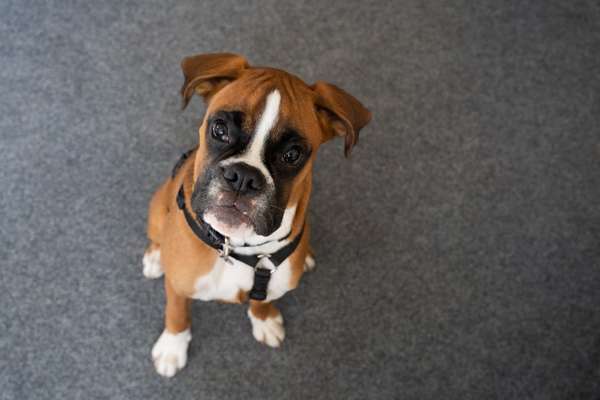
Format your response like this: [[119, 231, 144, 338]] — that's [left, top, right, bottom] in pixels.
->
[[282, 146, 302, 165], [211, 120, 230, 143]]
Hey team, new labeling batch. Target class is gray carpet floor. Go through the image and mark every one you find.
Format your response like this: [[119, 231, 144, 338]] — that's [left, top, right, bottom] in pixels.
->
[[1, 1, 599, 399]]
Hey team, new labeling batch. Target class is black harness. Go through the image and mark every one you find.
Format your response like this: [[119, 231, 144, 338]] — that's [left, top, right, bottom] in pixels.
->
[[176, 184, 304, 301]]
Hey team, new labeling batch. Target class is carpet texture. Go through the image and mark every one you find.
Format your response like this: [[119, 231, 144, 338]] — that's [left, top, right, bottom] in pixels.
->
[[1, 1, 599, 399]]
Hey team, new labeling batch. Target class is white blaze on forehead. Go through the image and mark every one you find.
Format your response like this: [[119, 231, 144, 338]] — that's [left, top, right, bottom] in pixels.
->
[[220, 89, 281, 184], [249, 89, 281, 157]]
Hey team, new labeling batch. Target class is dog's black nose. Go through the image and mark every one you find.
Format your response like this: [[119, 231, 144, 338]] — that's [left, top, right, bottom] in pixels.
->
[[221, 163, 265, 194]]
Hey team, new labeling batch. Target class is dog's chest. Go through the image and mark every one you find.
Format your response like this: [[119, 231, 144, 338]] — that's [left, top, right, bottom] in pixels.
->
[[191, 257, 293, 303]]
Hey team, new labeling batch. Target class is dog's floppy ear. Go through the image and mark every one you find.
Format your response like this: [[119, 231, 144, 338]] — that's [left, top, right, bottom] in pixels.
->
[[312, 81, 372, 157], [180, 53, 249, 108]]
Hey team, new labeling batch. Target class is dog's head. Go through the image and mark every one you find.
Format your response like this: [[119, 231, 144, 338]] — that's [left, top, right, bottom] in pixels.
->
[[181, 53, 371, 242]]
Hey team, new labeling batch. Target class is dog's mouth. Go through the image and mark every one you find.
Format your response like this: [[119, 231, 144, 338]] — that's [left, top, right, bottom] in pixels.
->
[[205, 203, 253, 226], [200, 191, 259, 237]]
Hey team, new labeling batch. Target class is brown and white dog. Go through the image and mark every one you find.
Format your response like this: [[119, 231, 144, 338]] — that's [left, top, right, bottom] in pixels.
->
[[143, 53, 371, 377]]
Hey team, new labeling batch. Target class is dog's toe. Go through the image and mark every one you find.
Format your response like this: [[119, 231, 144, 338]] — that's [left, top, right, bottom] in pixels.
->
[[247, 310, 285, 348], [151, 329, 191, 378], [304, 254, 316, 272], [143, 249, 164, 279]]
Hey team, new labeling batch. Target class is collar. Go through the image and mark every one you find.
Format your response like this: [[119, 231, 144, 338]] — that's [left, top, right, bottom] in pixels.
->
[[176, 184, 304, 290]]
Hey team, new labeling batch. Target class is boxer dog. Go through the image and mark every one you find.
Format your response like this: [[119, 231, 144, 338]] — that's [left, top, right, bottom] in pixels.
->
[[142, 53, 371, 377]]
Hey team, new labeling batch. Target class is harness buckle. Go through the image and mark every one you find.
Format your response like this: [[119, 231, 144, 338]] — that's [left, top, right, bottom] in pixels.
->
[[218, 237, 233, 264]]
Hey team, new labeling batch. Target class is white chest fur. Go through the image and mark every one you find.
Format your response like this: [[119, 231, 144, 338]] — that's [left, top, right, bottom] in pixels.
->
[[191, 256, 293, 303]]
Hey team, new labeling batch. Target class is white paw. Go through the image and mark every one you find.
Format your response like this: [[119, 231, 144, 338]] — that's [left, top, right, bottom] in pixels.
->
[[151, 329, 191, 378], [247, 310, 285, 348], [143, 249, 164, 279], [304, 254, 316, 272]]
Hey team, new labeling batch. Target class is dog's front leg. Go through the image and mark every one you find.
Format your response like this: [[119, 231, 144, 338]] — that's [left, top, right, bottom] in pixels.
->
[[151, 278, 192, 377], [247, 300, 285, 348]]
